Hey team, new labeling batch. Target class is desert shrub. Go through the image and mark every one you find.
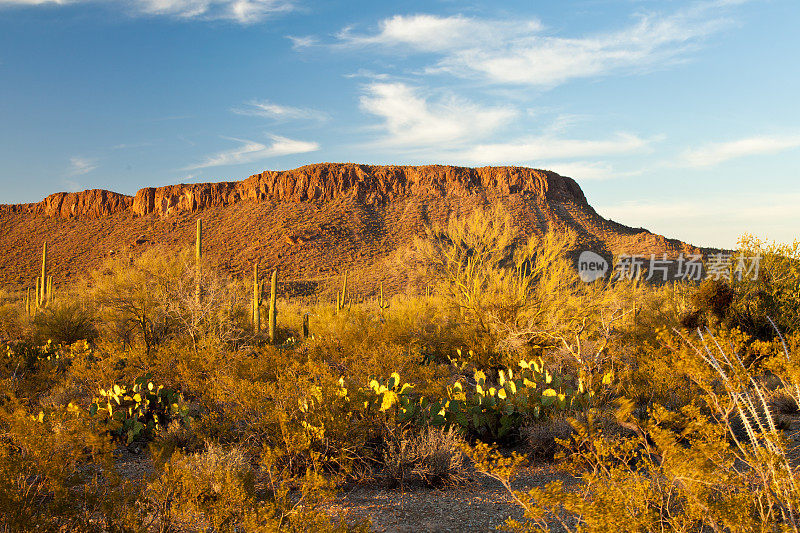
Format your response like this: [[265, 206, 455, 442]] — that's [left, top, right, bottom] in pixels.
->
[[88, 247, 184, 356], [304, 302, 455, 399], [88, 246, 252, 356], [383, 426, 467, 486], [0, 340, 70, 402], [143, 443, 255, 531], [31, 299, 97, 345], [196, 346, 380, 477], [730, 235, 800, 339], [694, 278, 735, 322], [0, 400, 129, 532], [162, 260, 252, 351], [611, 283, 703, 410], [523, 416, 575, 461], [409, 204, 545, 367], [143, 442, 365, 532], [0, 298, 26, 341], [156, 418, 204, 454], [471, 328, 800, 532], [411, 205, 635, 392]]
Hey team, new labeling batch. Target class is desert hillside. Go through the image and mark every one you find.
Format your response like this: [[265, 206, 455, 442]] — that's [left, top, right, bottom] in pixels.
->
[[0, 163, 699, 295]]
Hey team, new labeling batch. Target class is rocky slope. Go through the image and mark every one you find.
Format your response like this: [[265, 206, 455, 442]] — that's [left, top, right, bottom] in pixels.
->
[[0, 163, 700, 295]]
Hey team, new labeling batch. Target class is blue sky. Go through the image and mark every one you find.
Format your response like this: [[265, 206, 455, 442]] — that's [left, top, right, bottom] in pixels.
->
[[0, 0, 797, 248]]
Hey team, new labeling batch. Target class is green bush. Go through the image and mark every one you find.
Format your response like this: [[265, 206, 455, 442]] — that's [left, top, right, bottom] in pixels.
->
[[730, 235, 800, 338], [32, 300, 97, 345]]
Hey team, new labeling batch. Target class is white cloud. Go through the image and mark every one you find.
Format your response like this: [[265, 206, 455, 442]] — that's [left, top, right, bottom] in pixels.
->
[[64, 179, 82, 192], [0, 0, 75, 4], [544, 161, 629, 181], [233, 100, 329, 122], [461, 133, 651, 164], [357, 82, 652, 170], [68, 156, 98, 176], [343, 69, 391, 80], [597, 192, 800, 248], [602, 196, 800, 221], [185, 135, 318, 170], [287, 35, 318, 50], [0, 0, 295, 23], [337, 3, 737, 87], [338, 14, 543, 54], [359, 82, 516, 147], [682, 134, 800, 167]]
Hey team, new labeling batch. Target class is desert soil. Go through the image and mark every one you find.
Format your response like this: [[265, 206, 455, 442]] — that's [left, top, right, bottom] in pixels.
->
[[114, 446, 574, 532]]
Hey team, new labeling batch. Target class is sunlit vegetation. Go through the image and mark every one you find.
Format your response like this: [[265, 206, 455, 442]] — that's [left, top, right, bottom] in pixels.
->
[[0, 206, 798, 532]]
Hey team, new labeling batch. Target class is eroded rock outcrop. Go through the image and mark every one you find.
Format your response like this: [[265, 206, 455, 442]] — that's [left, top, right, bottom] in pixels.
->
[[1, 162, 707, 294], [28, 190, 133, 219], [6, 164, 589, 220]]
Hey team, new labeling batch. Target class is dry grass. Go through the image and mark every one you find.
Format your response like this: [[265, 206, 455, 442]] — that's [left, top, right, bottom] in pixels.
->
[[384, 427, 468, 487]]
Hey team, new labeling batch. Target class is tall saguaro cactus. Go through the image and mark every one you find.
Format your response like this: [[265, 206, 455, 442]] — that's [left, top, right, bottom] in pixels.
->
[[379, 281, 389, 314], [268, 269, 277, 343], [195, 219, 202, 305]]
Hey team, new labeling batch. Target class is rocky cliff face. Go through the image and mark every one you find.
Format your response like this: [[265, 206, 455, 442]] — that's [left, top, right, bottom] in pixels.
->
[[32, 190, 133, 218], [0, 162, 700, 293], [6, 164, 589, 219]]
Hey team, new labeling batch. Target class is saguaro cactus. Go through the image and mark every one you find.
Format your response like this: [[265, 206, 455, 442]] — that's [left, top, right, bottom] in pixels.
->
[[195, 219, 202, 305], [47, 275, 52, 305], [253, 263, 261, 333], [268, 269, 277, 343]]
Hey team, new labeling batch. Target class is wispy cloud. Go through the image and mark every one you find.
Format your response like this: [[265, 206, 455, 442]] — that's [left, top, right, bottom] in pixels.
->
[[336, 3, 739, 88], [67, 156, 98, 176], [0, 0, 296, 23], [184, 135, 319, 170], [338, 14, 544, 54], [460, 133, 652, 164], [601, 195, 800, 221], [597, 192, 800, 248], [682, 134, 800, 167], [112, 141, 156, 150], [0, 0, 76, 4], [359, 82, 516, 148], [358, 81, 652, 172], [64, 179, 82, 192], [544, 161, 640, 181], [287, 35, 318, 50], [233, 100, 329, 122]]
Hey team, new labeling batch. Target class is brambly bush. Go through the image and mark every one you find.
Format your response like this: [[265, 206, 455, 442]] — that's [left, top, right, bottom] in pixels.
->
[[1, 209, 798, 531], [468, 325, 800, 532], [729, 234, 800, 338]]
